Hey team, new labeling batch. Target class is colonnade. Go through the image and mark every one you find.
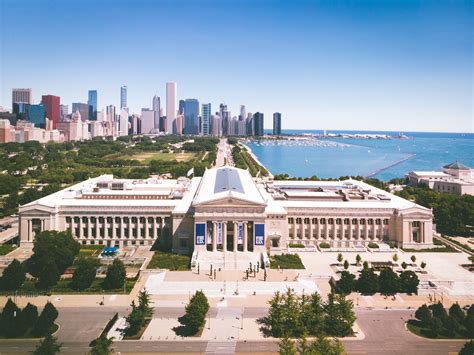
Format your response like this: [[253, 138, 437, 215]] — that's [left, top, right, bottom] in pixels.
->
[[209, 221, 249, 252]]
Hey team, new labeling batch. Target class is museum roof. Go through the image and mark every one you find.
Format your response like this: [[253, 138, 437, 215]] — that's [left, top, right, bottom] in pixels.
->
[[443, 161, 470, 170]]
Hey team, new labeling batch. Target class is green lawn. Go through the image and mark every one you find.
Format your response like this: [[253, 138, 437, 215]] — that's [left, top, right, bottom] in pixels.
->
[[105, 151, 198, 163], [2, 278, 136, 295], [270, 253, 305, 269], [147, 251, 190, 270], [0, 245, 15, 255], [78, 245, 102, 257]]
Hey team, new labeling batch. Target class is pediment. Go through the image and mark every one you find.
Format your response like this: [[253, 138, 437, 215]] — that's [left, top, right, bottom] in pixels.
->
[[193, 196, 266, 208], [19, 202, 56, 216], [399, 206, 431, 219]]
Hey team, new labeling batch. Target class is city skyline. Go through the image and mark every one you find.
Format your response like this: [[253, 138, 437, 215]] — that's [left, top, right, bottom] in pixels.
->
[[1, 0, 472, 133]]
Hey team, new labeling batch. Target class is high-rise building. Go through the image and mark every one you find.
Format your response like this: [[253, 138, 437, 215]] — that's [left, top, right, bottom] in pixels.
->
[[72, 103, 89, 121], [212, 115, 222, 136], [12, 88, 32, 107], [183, 99, 199, 135], [60, 105, 69, 121], [175, 114, 184, 135], [120, 85, 127, 109], [273, 112, 281, 135], [106, 105, 116, 136], [41, 95, 60, 129], [253, 112, 264, 136], [140, 108, 154, 134], [88, 90, 98, 120], [239, 105, 246, 121], [166, 82, 177, 134], [152, 95, 161, 131], [219, 104, 230, 135], [13, 103, 29, 120], [119, 108, 129, 136], [179, 99, 185, 115], [26, 104, 46, 128], [201, 103, 211, 136]]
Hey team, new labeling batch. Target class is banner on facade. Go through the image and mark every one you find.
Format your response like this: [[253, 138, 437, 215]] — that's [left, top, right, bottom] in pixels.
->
[[254, 223, 265, 246], [238, 223, 243, 244], [195, 223, 206, 245], [217, 222, 223, 244]]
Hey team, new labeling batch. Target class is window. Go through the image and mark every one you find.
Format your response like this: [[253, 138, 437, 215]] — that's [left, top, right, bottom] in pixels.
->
[[140, 217, 146, 223], [368, 219, 374, 225], [312, 218, 318, 224], [107, 217, 113, 223], [344, 218, 350, 225], [383, 219, 389, 225], [328, 218, 334, 225], [412, 221, 421, 227], [352, 218, 358, 225], [74, 217, 80, 223], [376, 219, 381, 225], [99, 217, 104, 223], [304, 218, 310, 224], [132, 217, 138, 223], [66, 217, 72, 223], [336, 218, 342, 225], [296, 218, 302, 224], [360, 219, 366, 225], [115, 217, 121, 223], [148, 217, 154, 223], [320, 218, 326, 225]]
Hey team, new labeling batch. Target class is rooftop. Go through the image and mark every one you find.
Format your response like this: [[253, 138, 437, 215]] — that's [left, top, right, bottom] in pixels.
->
[[443, 161, 471, 170]]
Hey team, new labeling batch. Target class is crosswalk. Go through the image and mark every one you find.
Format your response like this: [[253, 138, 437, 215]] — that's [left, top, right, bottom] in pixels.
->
[[205, 340, 237, 354]]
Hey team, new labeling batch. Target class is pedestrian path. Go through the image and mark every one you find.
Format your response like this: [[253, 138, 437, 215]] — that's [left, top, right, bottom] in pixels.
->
[[205, 340, 237, 354]]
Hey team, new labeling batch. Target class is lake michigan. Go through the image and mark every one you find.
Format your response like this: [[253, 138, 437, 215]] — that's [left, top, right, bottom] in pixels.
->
[[245, 130, 474, 181]]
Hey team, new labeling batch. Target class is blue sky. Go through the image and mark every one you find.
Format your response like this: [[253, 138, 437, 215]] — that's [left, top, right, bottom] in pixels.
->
[[1, 0, 472, 132]]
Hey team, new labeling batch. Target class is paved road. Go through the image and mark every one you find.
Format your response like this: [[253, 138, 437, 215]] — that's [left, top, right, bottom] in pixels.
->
[[216, 138, 233, 167], [0, 308, 466, 354]]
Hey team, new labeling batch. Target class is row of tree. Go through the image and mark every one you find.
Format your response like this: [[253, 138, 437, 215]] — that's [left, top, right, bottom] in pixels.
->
[[0, 299, 58, 338], [258, 289, 356, 339], [1, 231, 127, 292], [123, 289, 154, 337], [174, 290, 210, 336], [414, 302, 474, 338], [336, 268, 420, 295], [279, 334, 345, 355]]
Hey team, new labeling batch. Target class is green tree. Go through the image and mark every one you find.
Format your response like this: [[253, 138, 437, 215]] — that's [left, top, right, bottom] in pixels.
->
[[33, 302, 59, 337], [0, 259, 25, 291], [89, 335, 114, 355], [337, 253, 343, 264], [32, 334, 62, 355], [18, 303, 38, 335], [0, 298, 21, 337], [71, 258, 99, 290], [392, 254, 398, 263], [459, 340, 474, 355], [362, 261, 369, 270], [464, 312, 474, 338], [176, 290, 210, 335], [411, 255, 416, 264], [310, 335, 345, 354], [357, 268, 378, 294], [355, 254, 361, 266], [297, 333, 311, 355], [324, 292, 356, 337], [343, 260, 349, 270], [137, 288, 153, 317], [430, 302, 448, 323], [378, 268, 400, 295], [305, 292, 326, 336], [428, 317, 443, 338], [278, 336, 296, 355], [399, 271, 419, 294], [420, 261, 427, 270], [37, 258, 60, 289], [449, 303, 465, 323], [415, 304, 432, 325], [401, 262, 408, 270], [103, 258, 126, 290], [124, 301, 145, 337], [336, 271, 356, 295]]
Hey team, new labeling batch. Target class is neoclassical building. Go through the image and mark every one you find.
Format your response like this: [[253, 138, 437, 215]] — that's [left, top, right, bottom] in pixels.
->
[[19, 166, 433, 267]]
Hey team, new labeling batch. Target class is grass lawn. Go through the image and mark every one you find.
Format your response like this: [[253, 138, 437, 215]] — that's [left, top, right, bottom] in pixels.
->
[[407, 320, 467, 339], [105, 151, 198, 163], [0, 244, 15, 255], [147, 251, 190, 270], [270, 253, 305, 269], [5, 278, 137, 296], [78, 245, 103, 257]]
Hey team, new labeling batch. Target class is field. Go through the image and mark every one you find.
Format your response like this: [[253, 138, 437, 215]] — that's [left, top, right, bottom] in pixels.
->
[[105, 151, 198, 163]]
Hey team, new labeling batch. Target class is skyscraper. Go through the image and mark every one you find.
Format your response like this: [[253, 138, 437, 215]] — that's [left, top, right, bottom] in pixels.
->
[[201, 103, 211, 136], [120, 85, 127, 109], [179, 99, 185, 115], [72, 103, 89, 121], [140, 108, 155, 134], [166, 82, 177, 134], [60, 104, 69, 121], [273, 112, 281, 135], [152, 95, 160, 131], [119, 108, 129, 136], [239, 105, 246, 121], [12, 88, 32, 107], [88, 90, 98, 120], [26, 104, 46, 128], [183, 99, 199, 135], [41, 95, 60, 129], [253, 112, 264, 136]]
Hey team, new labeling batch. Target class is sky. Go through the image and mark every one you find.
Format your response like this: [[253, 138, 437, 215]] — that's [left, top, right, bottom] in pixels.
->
[[0, 0, 472, 132]]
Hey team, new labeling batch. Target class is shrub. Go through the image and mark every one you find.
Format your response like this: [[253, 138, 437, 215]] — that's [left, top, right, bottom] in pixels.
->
[[33, 302, 58, 337], [289, 243, 305, 248], [367, 242, 379, 249], [0, 259, 25, 291], [270, 254, 305, 269], [103, 259, 126, 290], [319, 242, 331, 249]]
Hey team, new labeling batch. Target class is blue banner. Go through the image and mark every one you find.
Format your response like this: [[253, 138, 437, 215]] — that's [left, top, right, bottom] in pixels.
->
[[195, 223, 206, 245], [238, 223, 243, 244], [217, 222, 223, 244], [254, 223, 265, 246]]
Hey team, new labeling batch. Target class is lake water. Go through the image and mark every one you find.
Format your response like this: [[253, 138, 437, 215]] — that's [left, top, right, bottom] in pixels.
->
[[246, 130, 474, 180]]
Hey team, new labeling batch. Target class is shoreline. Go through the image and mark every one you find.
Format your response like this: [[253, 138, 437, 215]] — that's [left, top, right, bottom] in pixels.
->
[[239, 141, 274, 178]]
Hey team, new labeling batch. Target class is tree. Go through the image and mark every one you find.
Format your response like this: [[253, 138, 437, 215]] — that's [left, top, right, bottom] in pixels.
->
[[32, 334, 62, 355], [362, 261, 369, 270], [18, 303, 38, 335], [324, 292, 356, 337], [337, 253, 343, 264], [305, 292, 326, 336], [137, 288, 153, 317], [177, 290, 210, 335], [89, 335, 114, 355], [0, 259, 25, 291], [310, 336, 345, 355], [343, 260, 349, 270], [459, 341, 474, 355], [336, 271, 356, 295], [103, 258, 126, 290], [428, 317, 443, 338], [278, 336, 296, 355], [357, 268, 378, 294], [0, 298, 21, 337], [297, 333, 311, 355], [124, 301, 145, 337], [392, 254, 398, 263], [415, 304, 432, 325], [71, 258, 99, 290], [401, 262, 408, 270], [355, 254, 361, 266], [448, 303, 465, 323], [420, 261, 427, 270], [411, 255, 416, 264], [465, 312, 474, 338], [378, 268, 400, 295], [430, 302, 448, 323], [399, 271, 419, 294], [33, 302, 59, 337], [37, 258, 60, 289]]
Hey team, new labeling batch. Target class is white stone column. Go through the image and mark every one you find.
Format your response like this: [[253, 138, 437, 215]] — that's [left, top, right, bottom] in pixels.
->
[[128, 218, 133, 239], [87, 218, 92, 240], [145, 218, 150, 239], [233, 222, 238, 252], [243, 222, 248, 252], [349, 219, 353, 240], [292, 221, 296, 240], [112, 217, 116, 240], [120, 217, 125, 242], [309, 219, 313, 239], [212, 222, 217, 252], [222, 222, 227, 252], [78, 218, 83, 239], [95, 218, 99, 240], [28, 219, 33, 242]]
